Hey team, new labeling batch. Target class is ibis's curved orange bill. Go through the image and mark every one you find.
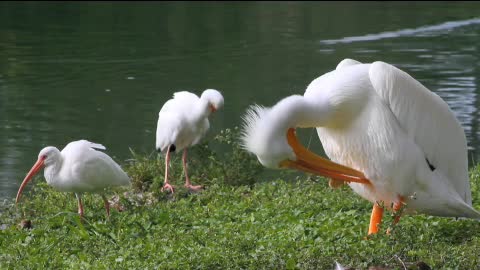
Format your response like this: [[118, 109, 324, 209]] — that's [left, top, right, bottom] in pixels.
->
[[16, 156, 45, 204], [280, 128, 371, 185]]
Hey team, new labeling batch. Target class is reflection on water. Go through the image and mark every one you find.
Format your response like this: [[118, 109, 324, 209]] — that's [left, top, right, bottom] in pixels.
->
[[1, 2, 480, 199]]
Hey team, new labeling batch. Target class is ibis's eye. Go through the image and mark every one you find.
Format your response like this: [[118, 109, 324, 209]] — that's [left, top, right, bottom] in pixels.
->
[[209, 104, 217, 113], [41, 154, 47, 159]]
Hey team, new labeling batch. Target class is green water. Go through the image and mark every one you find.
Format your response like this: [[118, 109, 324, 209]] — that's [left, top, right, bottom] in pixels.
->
[[1, 2, 480, 199]]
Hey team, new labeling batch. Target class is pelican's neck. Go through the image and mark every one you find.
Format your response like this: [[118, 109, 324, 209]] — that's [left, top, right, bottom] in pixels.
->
[[44, 152, 63, 185], [269, 95, 332, 131]]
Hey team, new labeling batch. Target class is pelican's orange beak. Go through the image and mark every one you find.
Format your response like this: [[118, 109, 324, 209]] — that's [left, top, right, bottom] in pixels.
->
[[279, 128, 370, 185], [16, 156, 46, 204]]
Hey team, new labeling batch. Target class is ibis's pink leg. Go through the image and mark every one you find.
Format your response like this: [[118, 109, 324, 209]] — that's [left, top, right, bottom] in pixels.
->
[[183, 149, 202, 192], [161, 145, 175, 193], [102, 195, 110, 217], [76, 193, 84, 218]]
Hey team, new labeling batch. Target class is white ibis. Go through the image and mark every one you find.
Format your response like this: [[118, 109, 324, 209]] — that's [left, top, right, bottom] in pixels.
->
[[241, 59, 480, 235], [16, 140, 131, 218], [156, 89, 224, 193]]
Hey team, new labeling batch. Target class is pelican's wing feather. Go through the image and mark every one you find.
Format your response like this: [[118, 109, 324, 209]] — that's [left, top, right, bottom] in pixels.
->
[[368, 61, 471, 204]]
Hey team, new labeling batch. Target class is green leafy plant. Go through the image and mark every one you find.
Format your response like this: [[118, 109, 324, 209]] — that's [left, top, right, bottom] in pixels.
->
[[1, 133, 480, 269], [210, 126, 264, 186], [125, 126, 264, 193]]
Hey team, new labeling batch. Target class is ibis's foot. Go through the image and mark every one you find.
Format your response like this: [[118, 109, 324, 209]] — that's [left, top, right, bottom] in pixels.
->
[[185, 184, 203, 192], [109, 195, 125, 212], [161, 183, 175, 194], [19, 219, 32, 229]]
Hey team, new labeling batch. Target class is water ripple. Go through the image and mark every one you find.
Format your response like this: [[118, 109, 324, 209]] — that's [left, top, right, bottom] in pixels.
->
[[320, 18, 480, 45]]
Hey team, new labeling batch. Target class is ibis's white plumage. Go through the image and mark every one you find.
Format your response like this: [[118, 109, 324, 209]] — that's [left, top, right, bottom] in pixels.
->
[[16, 140, 131, 217], [241, 59, 480, 225], [43, 140, 131, 192], [155, 89, 224, 193], [156, 89, 224, 152]]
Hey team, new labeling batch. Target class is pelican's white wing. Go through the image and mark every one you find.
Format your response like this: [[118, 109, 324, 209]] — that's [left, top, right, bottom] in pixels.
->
[[368, 61, 471, 205], [61, 140, 131, 192]]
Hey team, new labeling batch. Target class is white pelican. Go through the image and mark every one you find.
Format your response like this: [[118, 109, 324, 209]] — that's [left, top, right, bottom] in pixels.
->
[[156, 89, 224, 193], [241, 59, 480, 235], [16, 140, 131, 218]]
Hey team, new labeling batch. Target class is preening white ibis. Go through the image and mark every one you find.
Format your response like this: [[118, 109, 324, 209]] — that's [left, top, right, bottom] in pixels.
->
[[16, 140, 131, 218], [241, 59, 480, 235], [156, 89, 224, 193]]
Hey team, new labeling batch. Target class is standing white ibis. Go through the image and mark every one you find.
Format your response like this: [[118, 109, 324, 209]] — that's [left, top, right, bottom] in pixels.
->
[[16, 140, 131, 218], [156, 89, 224, 193], [241, 59, 480, 235]]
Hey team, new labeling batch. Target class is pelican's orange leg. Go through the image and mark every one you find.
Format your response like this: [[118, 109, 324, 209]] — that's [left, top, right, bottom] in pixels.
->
[[368, 201, 384, 235]]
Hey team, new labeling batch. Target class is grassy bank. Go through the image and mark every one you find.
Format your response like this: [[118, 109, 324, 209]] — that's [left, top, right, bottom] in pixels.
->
[[1, 128, 479, 269]]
